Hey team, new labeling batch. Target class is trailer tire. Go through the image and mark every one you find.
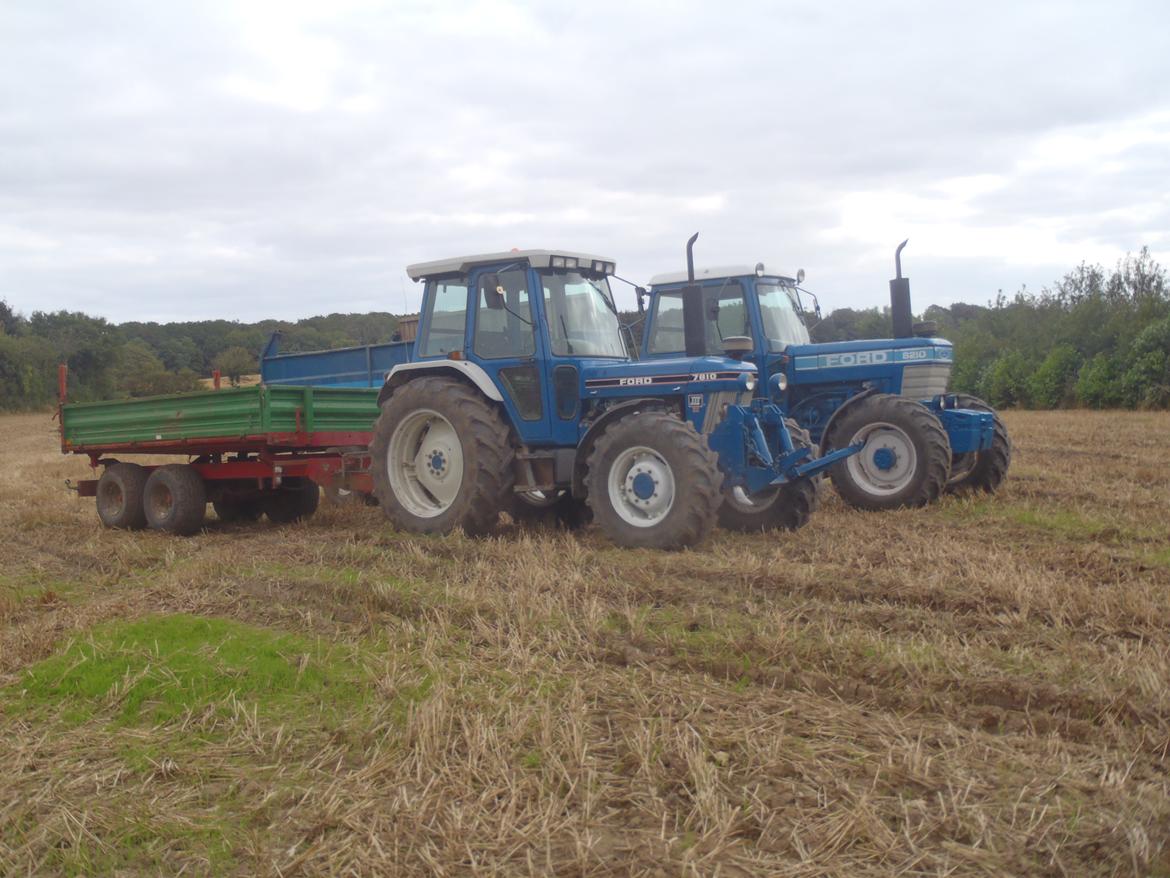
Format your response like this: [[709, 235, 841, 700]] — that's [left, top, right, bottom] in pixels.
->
[[585, 411, 721, 550], [96, 462, 149, 530], [825, 394, 951, 510], [143, 464, 206, 535], [946, 394, 1012, 494], [718, 420, 820, 532], [264, 478, 320, 523], [371, 377, 513, 537]]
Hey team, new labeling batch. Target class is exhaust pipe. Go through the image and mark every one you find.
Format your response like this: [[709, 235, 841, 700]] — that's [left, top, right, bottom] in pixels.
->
[[889, 239, 913, 339], [681, 232, 707, 357]]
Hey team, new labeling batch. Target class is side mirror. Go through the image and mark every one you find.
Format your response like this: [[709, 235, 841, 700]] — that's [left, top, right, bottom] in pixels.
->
[[481, 274, 504, 309], [706, 299, 720, 321], [636, 286, 646, 315]]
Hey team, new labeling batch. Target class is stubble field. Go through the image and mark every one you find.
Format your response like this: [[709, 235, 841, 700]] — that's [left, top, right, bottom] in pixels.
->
[[1, 409, 1169, 876]]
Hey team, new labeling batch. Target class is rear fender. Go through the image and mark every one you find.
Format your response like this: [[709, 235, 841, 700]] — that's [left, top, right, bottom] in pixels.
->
[[378, 361, 504, 407]]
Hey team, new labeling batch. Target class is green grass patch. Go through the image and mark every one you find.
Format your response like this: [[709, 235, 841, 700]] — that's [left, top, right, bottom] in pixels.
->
[[8, 613, 368, 727]]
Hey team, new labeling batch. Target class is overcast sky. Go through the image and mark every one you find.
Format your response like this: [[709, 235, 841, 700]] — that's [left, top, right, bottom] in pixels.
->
[[2, 0, 1168, 323]]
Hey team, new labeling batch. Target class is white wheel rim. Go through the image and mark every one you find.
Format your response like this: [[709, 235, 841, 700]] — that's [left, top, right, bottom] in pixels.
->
[[516, 490, 560, 509], [387, 409, 464, 518], [844, 420, 918, 496], [727, 484, 777, 511], [607, 445, 675, 528]]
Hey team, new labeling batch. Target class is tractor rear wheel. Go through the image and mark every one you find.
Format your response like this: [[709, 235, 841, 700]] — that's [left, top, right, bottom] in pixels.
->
[[718, 419, 820, 532], [585, 411, 721, 550], [96, 462, 149, 530], [143, 464, 206, 535], [946, 394, 1011, 493], [371, 377, 513, 536], [825, 394, 951, 510]]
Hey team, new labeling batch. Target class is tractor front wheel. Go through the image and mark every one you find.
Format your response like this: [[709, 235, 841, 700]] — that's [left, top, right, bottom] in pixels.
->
[[825, 394, 951, 510], [371, 377, 513, 536], [718, 419, 820, 532], [585, 411, 721, 550], [946, 394, 1012, 494]]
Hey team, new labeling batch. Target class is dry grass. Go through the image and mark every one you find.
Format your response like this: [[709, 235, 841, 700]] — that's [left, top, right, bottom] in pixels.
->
[[2, 409, 1169, 875]]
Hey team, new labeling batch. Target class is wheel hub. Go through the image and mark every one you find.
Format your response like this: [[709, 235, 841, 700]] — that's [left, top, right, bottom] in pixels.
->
[[609, 447, 675, 527], [387, 410, 465, 518], [845, 420, 919, 496]]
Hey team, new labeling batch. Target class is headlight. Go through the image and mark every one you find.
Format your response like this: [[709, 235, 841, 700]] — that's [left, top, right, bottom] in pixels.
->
[[744, 374, 757, 392], [769, 372, 788, 396]]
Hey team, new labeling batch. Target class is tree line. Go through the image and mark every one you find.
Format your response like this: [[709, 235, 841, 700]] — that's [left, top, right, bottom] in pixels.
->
[[1, 249, 1167, 411], [0, 307, 400, 410]]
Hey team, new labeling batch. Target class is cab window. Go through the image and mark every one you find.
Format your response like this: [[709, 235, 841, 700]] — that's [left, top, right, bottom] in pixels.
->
[[474, 268, 535, 359], [419, 279, 469, 358], [647, 282, 753, 355]]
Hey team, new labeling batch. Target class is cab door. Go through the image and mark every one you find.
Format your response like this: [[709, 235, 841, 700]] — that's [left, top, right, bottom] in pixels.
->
[[466, 265, 552, 444]]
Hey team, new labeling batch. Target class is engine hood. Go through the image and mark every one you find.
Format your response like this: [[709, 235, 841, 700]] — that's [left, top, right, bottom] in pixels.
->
[[581, 355, 756, 398]]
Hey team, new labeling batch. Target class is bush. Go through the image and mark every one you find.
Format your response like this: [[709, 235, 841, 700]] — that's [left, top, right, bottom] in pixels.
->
[[1028, 344, 1081, 409]]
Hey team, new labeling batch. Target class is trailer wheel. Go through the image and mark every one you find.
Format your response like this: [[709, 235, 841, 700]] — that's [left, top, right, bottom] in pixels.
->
[[946, 394, 1012, 494], [718, 420, 820, 532], [264, 478, 320, 523], [371, 376, 513, 536], [95, 462, 149, 530], [585, 411, 721, 550], [825, 394, 951, 510], [511, 490, 592, 530], [143, 464, 206, 535]]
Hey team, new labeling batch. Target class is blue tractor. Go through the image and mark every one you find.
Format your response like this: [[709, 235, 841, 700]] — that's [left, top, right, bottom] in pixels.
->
[[640, 242, 1010, 527], [265, 241, 860, 549]]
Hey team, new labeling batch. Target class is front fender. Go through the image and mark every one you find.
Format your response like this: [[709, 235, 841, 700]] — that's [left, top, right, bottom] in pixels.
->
[[817, 386, 879, 452]]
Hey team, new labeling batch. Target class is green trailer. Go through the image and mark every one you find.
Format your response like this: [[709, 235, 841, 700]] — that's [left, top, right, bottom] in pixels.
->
[[60, 376, 381, 535]]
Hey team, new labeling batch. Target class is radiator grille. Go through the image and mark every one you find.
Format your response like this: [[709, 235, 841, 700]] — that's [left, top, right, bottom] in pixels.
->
[[702, 391, 748, 433], [900, 363, 951, 399]]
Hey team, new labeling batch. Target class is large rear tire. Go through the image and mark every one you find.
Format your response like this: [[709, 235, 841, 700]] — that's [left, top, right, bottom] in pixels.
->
[[96, 462, 149, 530], [718, 419, 820, 532], [371, 376, 513, 536], [825, 394, 951, 510], [585, 411, 721, 550], [946, 394, 1011, 494], [143, 464, 206, 535]]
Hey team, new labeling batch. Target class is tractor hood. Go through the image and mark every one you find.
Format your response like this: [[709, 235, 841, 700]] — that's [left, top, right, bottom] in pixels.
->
[[581, 355, 756, 400], [781, 336, 952, 376]]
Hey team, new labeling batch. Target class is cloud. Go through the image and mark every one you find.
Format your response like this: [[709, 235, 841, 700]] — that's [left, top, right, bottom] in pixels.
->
[[0, 0, 1168, 323]]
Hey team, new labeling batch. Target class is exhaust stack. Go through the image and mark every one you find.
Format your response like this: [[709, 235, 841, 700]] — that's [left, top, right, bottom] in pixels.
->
[[889, 239, 913, 339], [681, 232, 707, 357]]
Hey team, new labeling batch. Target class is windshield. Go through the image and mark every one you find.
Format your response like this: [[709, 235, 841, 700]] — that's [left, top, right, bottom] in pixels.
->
[[758, 282, 810, 349], [540, 270, 627, 358]]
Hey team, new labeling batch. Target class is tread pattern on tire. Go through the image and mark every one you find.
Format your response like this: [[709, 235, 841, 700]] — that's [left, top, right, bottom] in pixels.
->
[[946, 393, 1011, 494], [370, 376, 513, 537], [144, 464, 206, 536], [826, 394, 951, 510], [584, 410, 722, 550], [717, 419, 819, 533], [96, 462, 148, 530]]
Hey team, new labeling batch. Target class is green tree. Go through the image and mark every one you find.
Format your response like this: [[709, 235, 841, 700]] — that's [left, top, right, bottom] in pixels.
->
[[1075, 353, 1124, 408], [214, 346, 256, 387], [1028, 344, 1081, 409], [979, 351, 1033, 408]]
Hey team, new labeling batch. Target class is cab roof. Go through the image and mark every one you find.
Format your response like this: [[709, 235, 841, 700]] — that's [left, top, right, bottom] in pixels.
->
[[648, 265, 796, 286], [407, 249, 616, 280]]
